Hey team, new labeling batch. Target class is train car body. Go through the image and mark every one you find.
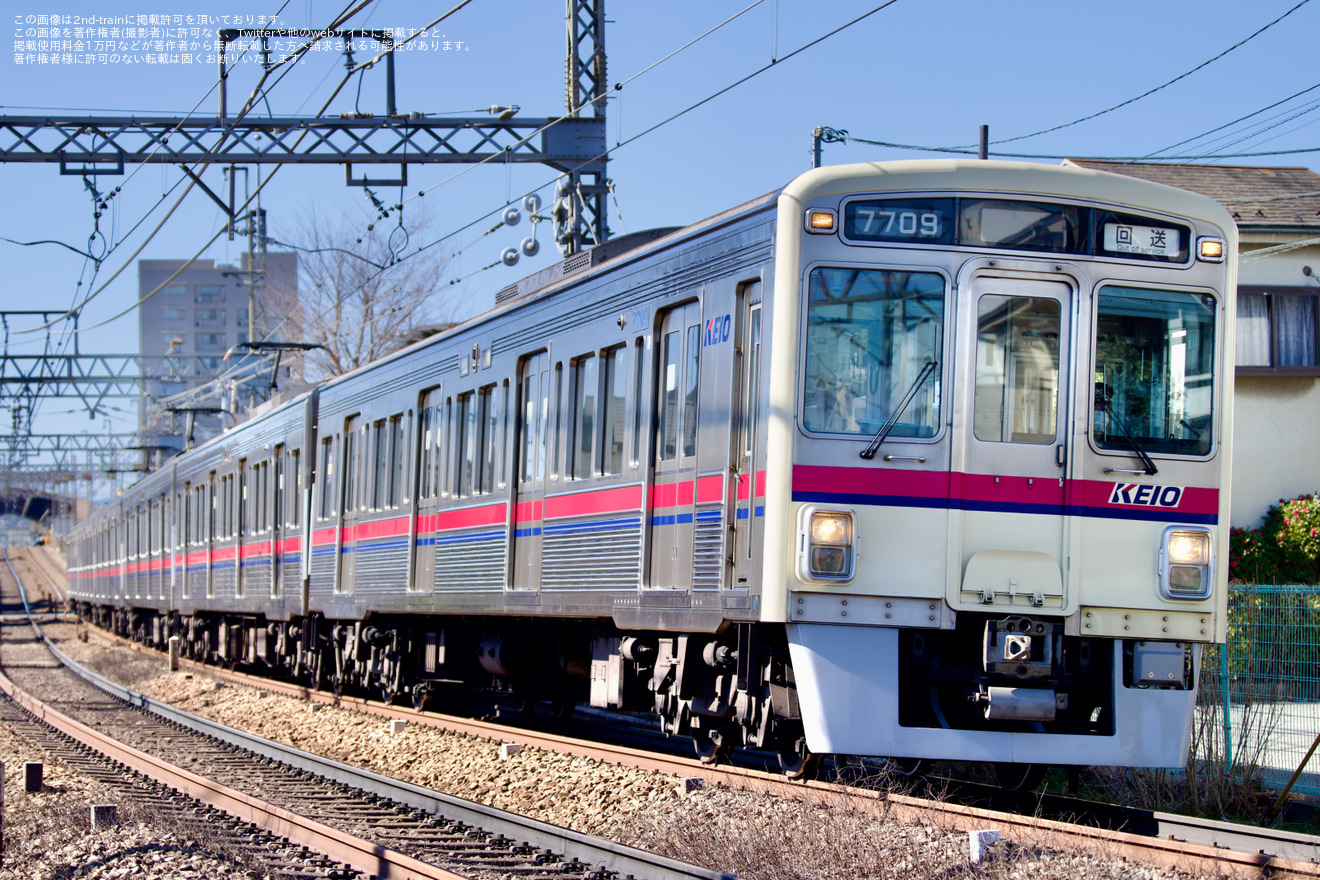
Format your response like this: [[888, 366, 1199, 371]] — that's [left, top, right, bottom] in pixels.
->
[[68, 160, 1236, 776]]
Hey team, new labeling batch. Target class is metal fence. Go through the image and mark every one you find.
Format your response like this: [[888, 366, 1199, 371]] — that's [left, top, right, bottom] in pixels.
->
[[1200, 585, 1320, 795]]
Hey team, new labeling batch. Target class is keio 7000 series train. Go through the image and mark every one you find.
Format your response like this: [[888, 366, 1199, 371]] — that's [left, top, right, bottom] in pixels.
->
[[68, 160, 1236, 781]]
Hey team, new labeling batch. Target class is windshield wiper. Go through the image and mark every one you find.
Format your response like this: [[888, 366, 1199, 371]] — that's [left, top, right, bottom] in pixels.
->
[[860, 360, 937, 460], [1095, 386, 1158, 475]]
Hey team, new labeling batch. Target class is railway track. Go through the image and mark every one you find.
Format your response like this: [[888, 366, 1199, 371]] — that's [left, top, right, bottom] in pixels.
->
[[13, 545, 1320, 879], [0, 548, 733, 880]]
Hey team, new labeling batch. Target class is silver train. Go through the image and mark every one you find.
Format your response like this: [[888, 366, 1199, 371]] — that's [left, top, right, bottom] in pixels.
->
[[68, 160, 1236, 780]]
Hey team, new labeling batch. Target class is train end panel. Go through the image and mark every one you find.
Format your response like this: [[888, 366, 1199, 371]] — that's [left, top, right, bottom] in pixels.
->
[[787, 623, 1196, 767]]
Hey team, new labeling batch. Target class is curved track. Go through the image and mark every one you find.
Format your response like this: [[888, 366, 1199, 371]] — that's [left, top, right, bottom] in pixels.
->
[[16, 546, 1320, 878], [0, 547, 733, 880]]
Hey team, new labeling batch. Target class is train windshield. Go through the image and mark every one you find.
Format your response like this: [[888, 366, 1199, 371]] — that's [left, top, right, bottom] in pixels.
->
[[803, 268, 944, 437], [1093, 286, 1216, 456]]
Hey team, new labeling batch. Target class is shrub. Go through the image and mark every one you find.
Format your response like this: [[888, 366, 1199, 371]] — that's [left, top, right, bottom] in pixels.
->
[[1276, 495, 1320, 584], [1229, 496, 1320, 585]]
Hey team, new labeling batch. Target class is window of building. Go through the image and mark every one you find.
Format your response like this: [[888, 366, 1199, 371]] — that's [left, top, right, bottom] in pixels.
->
[[199, 357, 221, 370], [162, 283, 185, 296], [196, 309, 223, 322], [161, 307, 186, 321], [237, 308, 249, 326], [197, 333, 225, 347], [1237, 287, 1320, 375]]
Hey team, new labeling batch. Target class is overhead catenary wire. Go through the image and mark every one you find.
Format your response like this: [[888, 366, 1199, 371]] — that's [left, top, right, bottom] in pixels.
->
[[1139, 81, 1320, 161], [307, 0, 907, 314], [24, 0, 386, 335], [73, 0, 480, 335], [966, 0, 1313, 147], [825, 131, 1320, 162]]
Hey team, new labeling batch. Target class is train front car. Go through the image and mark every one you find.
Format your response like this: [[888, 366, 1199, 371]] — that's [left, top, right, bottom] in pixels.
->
[[771, 161, 1235, 778]]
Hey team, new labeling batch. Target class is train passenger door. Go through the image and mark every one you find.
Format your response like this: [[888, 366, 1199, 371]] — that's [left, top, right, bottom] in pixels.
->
[[953, 274, 1072, 612], [512, 352, 551, 590], [732, 286, 764, 586], [648, 301, 705, 590]]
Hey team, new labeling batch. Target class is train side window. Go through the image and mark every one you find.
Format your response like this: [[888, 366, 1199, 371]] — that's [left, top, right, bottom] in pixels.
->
[[602, 345, 627, 475], [419, 399, 434, 500], [658, 330, 680, 461], [345, 418, 362, 512], [683, 324, 701, 458], [371, 419, 388, 510], [480, 386, 497, 495], [394, 413, 408, 506], [441, 398, 453, 497], [973, 295, 1060, 444], [744, 303, 763, 458], [273, 450, 284, 534], [238, 461, 248, 543], [631, 338, 645, 468], [259, 461, 270, 534], [570, 354, 597, 480], [497, 383, 509, 489], [520, 368, 539, 484], [294, 449, 303, 526], [456, 392, 477, 498], [550, 364, 563, 480], [319, 438, 336, 519]]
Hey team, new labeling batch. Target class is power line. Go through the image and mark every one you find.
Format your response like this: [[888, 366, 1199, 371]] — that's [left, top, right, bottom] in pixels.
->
[[980, 0, 1313, 147], [831, 132, 1320, 161], [318, 0, 907, 313], [1140, 81, 1320, 160], [76, 0, 479, 334], [18, 0, 379, 335]]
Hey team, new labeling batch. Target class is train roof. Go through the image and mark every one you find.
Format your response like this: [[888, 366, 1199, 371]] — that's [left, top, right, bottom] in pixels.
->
[[283, 159, 1242, 395], [782, 159, 1239, 231]]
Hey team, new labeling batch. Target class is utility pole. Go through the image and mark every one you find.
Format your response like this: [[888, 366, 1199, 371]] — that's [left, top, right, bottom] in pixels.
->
[[557, 0, 609, 254]]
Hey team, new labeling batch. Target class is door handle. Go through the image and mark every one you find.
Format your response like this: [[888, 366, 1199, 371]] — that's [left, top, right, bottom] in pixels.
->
[[1055, 445, 1066, 467]]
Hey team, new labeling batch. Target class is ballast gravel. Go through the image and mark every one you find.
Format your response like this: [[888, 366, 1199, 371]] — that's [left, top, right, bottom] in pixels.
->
[[2, 624, 1204, 880]]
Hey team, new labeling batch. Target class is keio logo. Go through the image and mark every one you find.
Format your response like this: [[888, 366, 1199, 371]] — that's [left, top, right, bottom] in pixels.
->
[[1107, 483, 1183, 507], [704, 314, 731, 347]]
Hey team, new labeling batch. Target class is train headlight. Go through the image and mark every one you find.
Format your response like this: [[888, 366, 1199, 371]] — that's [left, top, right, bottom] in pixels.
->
[[1158, 526, 1213, 599], [805, 208, 837, 234], [798, 506, 856, 582], [1197, 237, 1225, 262]]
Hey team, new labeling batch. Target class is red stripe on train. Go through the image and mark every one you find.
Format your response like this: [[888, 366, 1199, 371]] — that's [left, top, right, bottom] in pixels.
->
[[546, 485, 643, 519]]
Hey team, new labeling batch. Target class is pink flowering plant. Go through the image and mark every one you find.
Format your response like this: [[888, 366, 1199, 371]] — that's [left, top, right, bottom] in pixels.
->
[[1228, 495, 1320, 585], [1276, 494, 1320, 583]]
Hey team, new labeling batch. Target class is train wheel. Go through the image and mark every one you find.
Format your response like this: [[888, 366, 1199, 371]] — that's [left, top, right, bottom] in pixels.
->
[[692, 723, 733, 765], [776, 724, 818, 779], [993, 762, 1047, 792]]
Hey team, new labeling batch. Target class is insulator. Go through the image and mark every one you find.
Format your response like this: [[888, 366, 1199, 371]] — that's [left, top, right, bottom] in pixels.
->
[[502, 207, 521, 227], [501, 247, 520, 267], [520, 237, 539, 258]]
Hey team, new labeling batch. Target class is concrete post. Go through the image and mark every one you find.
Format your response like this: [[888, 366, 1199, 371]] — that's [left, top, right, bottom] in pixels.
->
[[23, 762, 41, 793]]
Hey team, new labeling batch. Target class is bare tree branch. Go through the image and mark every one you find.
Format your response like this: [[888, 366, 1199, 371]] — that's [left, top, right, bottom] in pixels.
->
[[276, 206, 453, 380]]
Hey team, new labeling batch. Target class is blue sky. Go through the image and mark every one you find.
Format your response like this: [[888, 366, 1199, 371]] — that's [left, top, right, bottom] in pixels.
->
[[5, 0, 1320, 448]]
